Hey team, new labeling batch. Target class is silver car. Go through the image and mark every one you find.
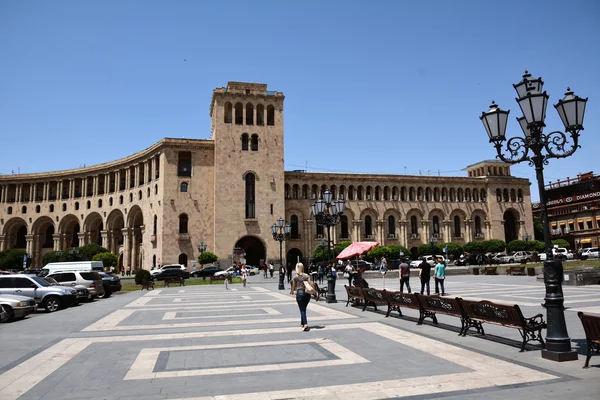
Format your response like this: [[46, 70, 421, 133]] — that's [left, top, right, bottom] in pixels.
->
[[0, 275, 78, 312], [46, 271, 105, 299], [0, 294, 37, 322]]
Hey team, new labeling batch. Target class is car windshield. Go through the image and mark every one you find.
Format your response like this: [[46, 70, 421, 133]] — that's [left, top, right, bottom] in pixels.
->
[[80, 272, 98, 280], [505, 253, 515, 256], [42, 277, 59, 285], [30, 276, 50, 287]]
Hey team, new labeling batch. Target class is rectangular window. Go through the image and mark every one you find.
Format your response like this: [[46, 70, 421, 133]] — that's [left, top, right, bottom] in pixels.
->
[[270, 204, 273, 215], [178, 152, 192, 177]]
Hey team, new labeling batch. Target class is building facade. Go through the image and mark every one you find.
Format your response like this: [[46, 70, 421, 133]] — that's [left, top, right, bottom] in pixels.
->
[[532, 171, 600, 250], [0, 82, 534, 270]]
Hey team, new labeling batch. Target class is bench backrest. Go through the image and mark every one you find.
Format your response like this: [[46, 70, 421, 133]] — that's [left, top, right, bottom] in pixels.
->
[[345, 285, 364, 300], [416, 294, 463, 317], [460, 299, 524, 328], [578, 311, 600, 342], [385, 291, 421, 310], [362, 288, 387, 304]]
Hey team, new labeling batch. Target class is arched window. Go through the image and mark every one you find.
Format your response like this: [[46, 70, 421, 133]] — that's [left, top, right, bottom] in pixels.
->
[[178, 151, 192, 177], [153, 215, 157, 235], [267, 105, 275, 126], [434, 188, 440, 202], [179, 214, 188, 234], [433, 216, 440, 235], [454, 216, 462, 237], [49, 204, 54, 212], [147, 187, 150, 198], [348, 186, 355, 200], [311, 185, 318, 200], [473, 189, 479, 202], [181, 182, 188, 192], [442, 188, 448, 201], [449, 188, 456, 202], [22, 206, 27, 213], [292, 184, 299, 199], [302, 185, 308, 199], [235, 102, 243, 125], [129, 193, 133, 202], [241, 133, 249, 151], [417, 187, 424, 201], [74, 202, 79, 211], [341, 215, 349, 239], [383, 186, 390, 201], [475, 216, 482, 234], [138, 190, 142, 200], [510, 189, 516, 202], [339, 185, 346, 200], [409, 187, 416, 201], [481, 189, 487, 202], [152, 254, 156, 268], [63, 203, 67, 211], [503, 189, 509, 202], [251, 134, 259, 151], [375, 186, 381, 201], [246, 103, 254, 125], [7, 206, 12, 214], [155, 184, 158, 195], [410, 216, 418, 235], [291, 215, 299, 239], [388, 215, 395, 238], [178, 253, 188, 268], [285, 184, 291, 199], [256, 104, 264, 125], [517, 189, 523, 202], [425, 188, 432, 202], [366, 186, 372, 200], [365, 216, 373, 238], [86, 201, 91, 209], [457, 188, 463, 202], [245, 173, 255, 219], [400, 187, 406, 201], [35, 205, 40, 213], [224, 102, 232, 123], [98, 199, 103, 208], [391, 186, 398, 200], [330, 185, 337, 199], [465, 189, 471, 202]]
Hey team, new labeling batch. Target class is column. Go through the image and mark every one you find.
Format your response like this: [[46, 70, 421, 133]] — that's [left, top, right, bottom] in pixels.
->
[[100, 230, 109, 250], [422, 220, 429, 242], [465, 219, 472, 241], [25, 234, 34, 257], [150, 158, 155, 182], [29, 185, 34, 202], [16, 184, 21, 202], [0, 235, 5, 251], [352, 220, 361, 242], [122, 228, 130, 269], [52, 234, 61, 251], [116, 170, 120, 191], [126, 169, 130, 189], [400, 221, 407, 247], [78, 232, 87, 246], [376, 220, 384, 243], [132, 230, 139, 269]]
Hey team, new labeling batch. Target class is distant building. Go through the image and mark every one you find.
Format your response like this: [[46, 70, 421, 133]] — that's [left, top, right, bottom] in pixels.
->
[[0, 82, 533, 269], [532, 171, 600, 249]]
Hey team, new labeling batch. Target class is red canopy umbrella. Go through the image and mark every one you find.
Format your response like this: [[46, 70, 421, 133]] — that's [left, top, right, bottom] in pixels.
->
[[336, 241, 380, 260]]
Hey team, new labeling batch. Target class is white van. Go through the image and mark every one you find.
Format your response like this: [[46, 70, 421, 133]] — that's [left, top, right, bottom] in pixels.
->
[[39, 261, 105, 277]]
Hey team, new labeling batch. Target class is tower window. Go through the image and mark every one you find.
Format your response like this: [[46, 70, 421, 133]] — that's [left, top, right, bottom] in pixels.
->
[[267, 105, 275, 126], [179, 214, 188, 234], [245, 173, 255, 219], [224, 102, 232, 123], [241, 133, 249, 151], [181, 182, 188, 192], [251, 134, 259, 151], [178, 151, 192, 177], [256, 104, 264, 125], [235, 102, 243, 125], [246, 103, 254, 125]]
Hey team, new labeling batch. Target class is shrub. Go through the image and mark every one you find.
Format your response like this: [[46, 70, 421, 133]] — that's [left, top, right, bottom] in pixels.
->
[[464, 241, 486, 254], [530, 240, 546, 252], [508, 240, 528, 251], [418, 243, 439, 256], [135, 269, 151, 285], [439, 243, 463, 259], [552, 239, 570, 249], [0, 249, 27, 271], [311, 246, 328, 263], [42, 251, 61, 266], [334, 241, 352, 256], [92, 252, 118, 269], [482, 239, 506, 253], [198, 251, 218, 265]]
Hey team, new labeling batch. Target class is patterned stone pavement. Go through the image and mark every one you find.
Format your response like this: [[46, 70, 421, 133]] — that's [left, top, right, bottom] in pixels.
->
[[0, 274, 598, 400]]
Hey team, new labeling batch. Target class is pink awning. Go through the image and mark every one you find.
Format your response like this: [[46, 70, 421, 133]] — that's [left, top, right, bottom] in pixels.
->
[[336, 241, 380, 260]]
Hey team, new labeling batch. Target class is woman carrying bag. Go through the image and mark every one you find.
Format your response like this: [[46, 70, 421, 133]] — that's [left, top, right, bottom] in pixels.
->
[[343, 262, 354, 286], [290, 262, 315, 331]]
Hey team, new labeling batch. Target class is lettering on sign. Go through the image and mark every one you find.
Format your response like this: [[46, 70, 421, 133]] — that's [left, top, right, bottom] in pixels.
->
[[532, 191, 600, 209]]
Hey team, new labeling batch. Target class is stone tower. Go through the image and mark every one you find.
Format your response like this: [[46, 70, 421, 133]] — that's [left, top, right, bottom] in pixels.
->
[[210, 82, 286, 265]]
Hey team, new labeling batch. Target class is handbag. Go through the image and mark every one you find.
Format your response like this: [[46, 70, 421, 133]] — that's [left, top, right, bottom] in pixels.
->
[[303, 279, 316, 294], [343, 272, 350, 278]]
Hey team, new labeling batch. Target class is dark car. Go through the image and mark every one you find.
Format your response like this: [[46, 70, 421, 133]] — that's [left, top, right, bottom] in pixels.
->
[[155, 268, 190, 281], [97, 272, 122, 298], [190, 266, 222, 278], [20, 269, 42, 276]]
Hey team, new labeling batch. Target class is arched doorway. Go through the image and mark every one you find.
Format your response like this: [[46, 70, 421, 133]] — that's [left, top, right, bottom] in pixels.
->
[[286, 248, 304, 266], [234, 236, 266, 267], [410, 246, 419, 260], [178, 253, 188, 268], [503, 210, 519, 244]]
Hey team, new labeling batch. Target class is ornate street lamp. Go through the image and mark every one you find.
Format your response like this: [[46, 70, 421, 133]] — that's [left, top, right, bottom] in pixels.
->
[[312, 189, 345, 303], [197, 241, 207, 255], [480, 70, 587, 362], [271, 217, 291, 290], [522, 233, 532, 251]]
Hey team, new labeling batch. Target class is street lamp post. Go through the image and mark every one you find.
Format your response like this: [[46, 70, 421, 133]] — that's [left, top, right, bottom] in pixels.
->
[[197, 241, 207, 269], [312, 189, 345, 303], [271, 217, 291, 291], [429, 235, 438, 256], [522, 233, 532, 251], [480, 71, 587, 362]]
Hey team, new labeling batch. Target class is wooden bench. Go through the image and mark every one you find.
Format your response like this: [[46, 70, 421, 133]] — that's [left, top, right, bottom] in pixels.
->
[[361, 287, 387, 312], [483, 266, 498, 275], [460, 299, 546, 352], [313, 282, 328, 301], [140, 279, 154, 290], [210, 275, 231, 284], [578, 311, 600, 368], [506, 266, 526, 276], [344, 285, 365, 307], [415, 294, 465, 329], [164, 276, 185, 287], [384, 291, 421, 319]]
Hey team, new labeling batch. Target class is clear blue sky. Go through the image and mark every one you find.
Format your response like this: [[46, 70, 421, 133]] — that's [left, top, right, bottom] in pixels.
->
[[1, 1, 598, 201]]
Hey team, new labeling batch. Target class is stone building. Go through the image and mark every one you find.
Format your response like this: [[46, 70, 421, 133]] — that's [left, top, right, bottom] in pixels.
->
[[0, 82, 533, 270]]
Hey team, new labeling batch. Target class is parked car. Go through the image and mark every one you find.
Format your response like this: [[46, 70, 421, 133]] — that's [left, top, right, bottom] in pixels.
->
[[410, 255, 445, 268], [190, 265, 222, 278], [0, 294, 37, 322], [0, 275, 78, 312], [244, 266, 260, 275], [155, 268, 190, 281], [496, 251, 533, 264], [539, 247, 571, 261], [0, 271, 13, 275], [97, 272, 122, 298], [349, 260, 374, 270], [20, 269, 42, 276], [46, 271, 105, 300], [42, 277, 87, 303], [151, 264, 187, 277], [581, 247, 599, 259], [214, 267, 235, 277]]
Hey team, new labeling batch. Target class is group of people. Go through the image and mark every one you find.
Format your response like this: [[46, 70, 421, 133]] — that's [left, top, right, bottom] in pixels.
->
[[262, 262, 275, 279], [398, 257, 446, 295]]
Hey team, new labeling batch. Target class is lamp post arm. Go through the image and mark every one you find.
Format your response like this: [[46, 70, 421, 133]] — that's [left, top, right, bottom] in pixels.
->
[[493, 137, 531, 165], [542, 130, 581, 160]]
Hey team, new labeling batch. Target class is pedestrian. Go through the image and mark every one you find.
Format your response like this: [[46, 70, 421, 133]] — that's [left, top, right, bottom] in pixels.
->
[[419, 258, 431, 295], [435, 257, 446, 296], [126, 265, 131, 276], [330, 264, 337, 291], [290, 262, 314, 331], [344, 262, 354, 286], [269, 262, 274, 279], [241, 265, 248, 288], [318, 264, 324, 284], [263, 263, 268, 278], [286, 263, 292, 283], [381, 256, 387, 271], [399, 259, 411, 293], [224, 272, 229, 290], [121, 266, 125, 277]]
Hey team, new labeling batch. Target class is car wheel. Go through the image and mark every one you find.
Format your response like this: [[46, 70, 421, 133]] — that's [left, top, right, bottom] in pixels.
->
[[509, 259, 514, 263], [98, 289, 112, 299], [43, 297, 61, 313], [2, 306, 15, 322], [526, 258, 531, 262]]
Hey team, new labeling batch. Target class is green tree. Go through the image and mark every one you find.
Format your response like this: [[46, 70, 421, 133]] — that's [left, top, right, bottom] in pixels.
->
[[440, 243, 463, 258], [464, 241, 485, 254], [198, 251, 218, 265], [58, 249, 83, 262], [92, 252, 118, 269], [78, 243, 109, 261], [482, 239, 506, 253], [0, 249, 28, 271], [333, 241, 352, 256], [419, 243, 439, 256], [552, 239, 570, 249], [387, 245, 410, 259], [311, 246, 328, 263], [530, 240, 546, 252], [533, 216, 544, 241], [135, 269, 151, 285], [508, 240, 528, 251], [42, 251, 61, 266]]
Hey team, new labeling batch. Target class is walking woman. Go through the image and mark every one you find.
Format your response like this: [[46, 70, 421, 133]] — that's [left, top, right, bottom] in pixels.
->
[[290, 262, 313, 331]]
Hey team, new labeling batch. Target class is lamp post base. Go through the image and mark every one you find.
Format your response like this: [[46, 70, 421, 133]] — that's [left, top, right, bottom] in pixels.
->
[[278, 268, 285, 291], [541, 349, 578, 362], [326, 275, 337, 303]]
